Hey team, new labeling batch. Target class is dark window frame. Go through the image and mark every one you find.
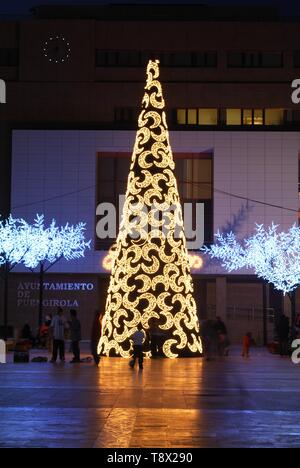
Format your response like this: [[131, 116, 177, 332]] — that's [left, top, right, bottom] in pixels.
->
[[227, 51, 283, 68], [0, 48, 18, 67], [96, 50, 217, 68]]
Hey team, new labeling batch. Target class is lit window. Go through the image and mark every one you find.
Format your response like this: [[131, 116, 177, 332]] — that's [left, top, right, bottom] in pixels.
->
[[187, 109, 197, 125], [177, 109, 186, 125], [253, 109, 263, 125], [199, 108, 218, 125], [226, 109, 241, 125], [265, 109, 284, 125], [243, 109, 252, 125]]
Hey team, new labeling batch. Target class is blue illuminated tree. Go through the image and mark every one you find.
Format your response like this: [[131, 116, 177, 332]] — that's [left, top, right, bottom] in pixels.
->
[[0, 215, 32, 339], [0, 214, 91, 338], [202, 223, 300, 323], [22, 215, 91, 326]]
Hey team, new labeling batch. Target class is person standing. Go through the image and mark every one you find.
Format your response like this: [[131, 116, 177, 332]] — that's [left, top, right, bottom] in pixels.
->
[[91, 311, 103, 366], [50, 308, 66, 363], [70, 309, 82, 363], [129, 323, 145, 370], [149, 318, 161, 358], [200, 319, 218, 361], [215, 317, 229, 356], [242, 332, 252, 358], [277, 313, 290, 357]]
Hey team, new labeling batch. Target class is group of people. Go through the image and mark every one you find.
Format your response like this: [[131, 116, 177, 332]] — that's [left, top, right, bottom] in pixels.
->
[[21, 308, 104, 365], [21, 308, 300, 366]]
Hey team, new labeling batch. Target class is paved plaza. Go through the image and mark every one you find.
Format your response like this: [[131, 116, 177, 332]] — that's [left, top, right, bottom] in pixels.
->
[[0, 348, 300, 448]]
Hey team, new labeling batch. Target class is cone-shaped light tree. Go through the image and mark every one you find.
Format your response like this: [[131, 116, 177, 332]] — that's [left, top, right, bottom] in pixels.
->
[[99, 60, 202, 358]]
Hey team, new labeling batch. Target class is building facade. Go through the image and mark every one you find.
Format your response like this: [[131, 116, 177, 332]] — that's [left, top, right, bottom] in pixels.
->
[[1, 4, 300, 342]]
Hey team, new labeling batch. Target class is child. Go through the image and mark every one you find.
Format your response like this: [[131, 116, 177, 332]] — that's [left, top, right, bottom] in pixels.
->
[[242, 332, 252, 358], [129, 323, 145, 370]]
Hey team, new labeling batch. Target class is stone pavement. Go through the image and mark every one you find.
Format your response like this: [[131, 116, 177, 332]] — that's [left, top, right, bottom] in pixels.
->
[[0, 348, 300, 448]]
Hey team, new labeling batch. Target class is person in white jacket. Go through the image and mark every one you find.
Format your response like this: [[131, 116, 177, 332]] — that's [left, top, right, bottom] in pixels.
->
[[50, 308, 67, 363]]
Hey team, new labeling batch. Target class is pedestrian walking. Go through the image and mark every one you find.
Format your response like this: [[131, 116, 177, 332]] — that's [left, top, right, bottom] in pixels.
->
[[129, 323, 145, 370], [70, 309, 82, 363]]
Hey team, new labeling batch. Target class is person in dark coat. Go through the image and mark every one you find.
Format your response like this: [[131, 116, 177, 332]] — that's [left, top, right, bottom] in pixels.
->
[[91, 311, 103, 366], [69, 309, 82, 363], [200, 319, 218, 361], [277, 313, 290, 356], [215, 317, 229, 356], [215, 317, 227, 336]]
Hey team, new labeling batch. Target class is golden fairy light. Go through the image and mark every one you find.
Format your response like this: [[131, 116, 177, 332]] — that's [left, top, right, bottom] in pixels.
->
[[98, 60, 202, 358]]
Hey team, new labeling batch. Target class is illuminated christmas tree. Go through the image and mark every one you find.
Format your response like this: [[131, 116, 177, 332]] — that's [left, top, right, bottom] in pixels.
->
[[99, 60, 202, 358]]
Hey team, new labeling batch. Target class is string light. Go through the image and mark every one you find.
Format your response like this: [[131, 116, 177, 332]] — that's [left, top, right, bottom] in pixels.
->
[[102, 245, 204, 272], [43, 35, 71, 64], [98, 60, 202, 358]]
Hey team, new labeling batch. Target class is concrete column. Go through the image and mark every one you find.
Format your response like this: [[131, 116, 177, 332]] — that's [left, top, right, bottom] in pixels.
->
[[216, 276, 227, 321]]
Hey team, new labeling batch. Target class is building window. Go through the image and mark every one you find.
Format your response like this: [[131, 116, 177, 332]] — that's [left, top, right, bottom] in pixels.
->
[[187, 109, 197, 125], [177, 108, 286, 127], [0, 48, 18, 66], [177, 109, 186, 125], [95, 50, 106, 66], [170, 52, 192, 67], [226, 109, 242, 125], [227, 52, 243, 67], [198, 108, 218, 125], [96, 155, 130, 250], [265, 109, 284, 125], [96, 50, 217, 68], [293, 110, 300, 122], [194, 52, 217, 67], [243, 109, 252, 125], [115, 107, 137, 124], [253, 109, 263, 125], [294, 51, 300, 68], [261, 53, 282, 67], [96, 153, 213, 249], [176, 108, 218, 125], [245, 52, 261, 67], [227, 51, 282, 68], [117, 51, 140, 67], [175, 156, 213, 245]]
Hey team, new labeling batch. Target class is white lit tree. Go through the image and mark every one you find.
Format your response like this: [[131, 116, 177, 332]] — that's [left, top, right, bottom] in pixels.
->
[[0, 215, 32, 339], [202, 223, 300, 321], [22, 215, 91, 326], [0, 214, 91, 337]]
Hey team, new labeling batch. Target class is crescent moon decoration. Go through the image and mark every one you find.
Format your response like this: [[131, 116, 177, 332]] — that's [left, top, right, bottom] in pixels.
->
[[98, 60, 202, 358]]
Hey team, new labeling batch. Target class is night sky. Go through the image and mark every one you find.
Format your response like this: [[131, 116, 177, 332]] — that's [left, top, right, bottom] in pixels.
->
[[1, 0, 300, 18]]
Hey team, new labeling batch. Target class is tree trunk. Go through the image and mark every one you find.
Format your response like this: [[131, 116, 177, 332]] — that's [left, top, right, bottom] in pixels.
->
[[262, 282, 268, 346], [289, 290, 296, 326], [3, 263, 9, 341]]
